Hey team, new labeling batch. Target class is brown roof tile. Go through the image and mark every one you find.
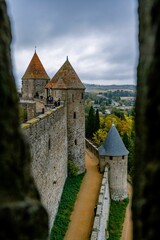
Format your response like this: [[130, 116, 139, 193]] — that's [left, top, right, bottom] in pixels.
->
[[22, 52, 50, 80], [45, 58, 85, 89]]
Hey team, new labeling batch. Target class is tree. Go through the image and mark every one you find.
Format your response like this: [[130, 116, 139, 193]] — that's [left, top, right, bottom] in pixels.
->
[[95, 109, 100, 132], [111, 108, 125, 119], [86, 106, 95, 139], [93, 128, 107, 146]]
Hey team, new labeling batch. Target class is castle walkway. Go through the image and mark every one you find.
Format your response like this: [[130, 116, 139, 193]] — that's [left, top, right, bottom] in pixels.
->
[[64, 149, 103, 240]]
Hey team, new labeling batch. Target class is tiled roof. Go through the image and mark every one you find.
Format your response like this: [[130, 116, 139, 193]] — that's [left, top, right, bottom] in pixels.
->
[[98, 124, 129, 156], [45, 58, 85, 89], [22, 52, 50, 80]]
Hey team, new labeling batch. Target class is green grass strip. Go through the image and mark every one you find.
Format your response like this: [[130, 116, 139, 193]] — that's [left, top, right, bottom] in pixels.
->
[[50, 173, 85, 240], [107, 198, 129, 240]]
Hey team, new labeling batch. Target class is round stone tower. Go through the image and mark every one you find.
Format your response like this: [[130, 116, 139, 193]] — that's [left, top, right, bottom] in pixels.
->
[[21, 51, 50, 100], [98, 124, 129, 200], [45, 57, 85, 174]]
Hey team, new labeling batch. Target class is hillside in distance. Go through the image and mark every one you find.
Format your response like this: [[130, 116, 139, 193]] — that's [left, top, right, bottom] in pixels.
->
[[84, 83, 136, 92]]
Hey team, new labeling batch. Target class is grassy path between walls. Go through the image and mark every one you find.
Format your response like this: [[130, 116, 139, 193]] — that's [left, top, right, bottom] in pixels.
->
[[50, 173, 85, 240], [108, 198, 129, 240], [50, 149, 102, 240], [64, 149, 102, 240], [120, 183, 133, 240]]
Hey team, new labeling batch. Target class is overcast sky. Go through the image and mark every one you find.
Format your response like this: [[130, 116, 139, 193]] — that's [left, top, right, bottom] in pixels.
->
[[6, 0, 138, 87]]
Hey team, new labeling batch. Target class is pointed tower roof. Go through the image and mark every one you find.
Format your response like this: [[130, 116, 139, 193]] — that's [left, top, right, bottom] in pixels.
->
[[45, 58, 85, 89], [98, 124, 129, 156], [22, 52, 50, 80]]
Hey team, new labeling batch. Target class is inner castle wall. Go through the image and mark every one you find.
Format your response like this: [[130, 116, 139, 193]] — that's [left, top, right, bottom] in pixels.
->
[[86, 139, 110, 240], [21, 104, 68, 227]]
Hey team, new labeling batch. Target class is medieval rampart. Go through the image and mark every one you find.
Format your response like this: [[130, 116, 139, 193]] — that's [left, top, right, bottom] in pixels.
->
[[91, 166, 110, 240], [85, 138, 99, 159], [85, 139, 110, 239], [21, 105, 68, 227]]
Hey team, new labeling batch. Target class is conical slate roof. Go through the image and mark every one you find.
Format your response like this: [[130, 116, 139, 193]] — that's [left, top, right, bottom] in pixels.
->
[[98, 124, 129, 156], [45, 58, 85, 90], [22, 52, 50, 80]]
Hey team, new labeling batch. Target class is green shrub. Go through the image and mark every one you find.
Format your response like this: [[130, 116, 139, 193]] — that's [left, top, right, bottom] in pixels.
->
[[68, 160, 79, 177], [19, 105, 27, 123], [50, 173, 84, 240], [108, 198, 129, 240]]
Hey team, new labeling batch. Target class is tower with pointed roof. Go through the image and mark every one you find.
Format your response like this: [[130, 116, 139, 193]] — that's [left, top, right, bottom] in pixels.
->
[[45, 58, 85, 173], [22, 51, 50, 100], [98, 124, 129, 200]]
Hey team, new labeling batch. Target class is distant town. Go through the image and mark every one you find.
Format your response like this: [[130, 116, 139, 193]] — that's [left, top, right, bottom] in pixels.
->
[[84, 83, 136, 116]]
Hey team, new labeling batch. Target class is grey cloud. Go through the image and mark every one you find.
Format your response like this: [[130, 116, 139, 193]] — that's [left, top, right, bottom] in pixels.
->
[[7, 0, 138, 86]]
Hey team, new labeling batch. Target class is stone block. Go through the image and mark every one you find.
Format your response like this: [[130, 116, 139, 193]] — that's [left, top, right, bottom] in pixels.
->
[[90, 231, 98, 240], [21, 123, 30, 129], [98, 193, 103, 205], [102, 178, 106, 186], [96, 205, 102, 216], [93, 216, 100, 231], [103, 171, 108, 179], [27, 118, 40, 125], [100, 185, 105, 194]]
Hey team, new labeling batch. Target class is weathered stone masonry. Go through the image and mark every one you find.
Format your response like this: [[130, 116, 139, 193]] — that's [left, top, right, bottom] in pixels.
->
[[22, 105, 68, 227], [86, 140, 110, 240], [20, 51, 86, 229], [67, 89, 85, 173], [91, 166, 110, 240]]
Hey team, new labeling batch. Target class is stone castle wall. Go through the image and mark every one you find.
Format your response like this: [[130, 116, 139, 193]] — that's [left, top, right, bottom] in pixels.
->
[[85, 138, 99, 159], [67, 90, 85, 173], [106, 156, 128, 200], [99, 153, 128, 200], [91, 167, 110, 240], [85, 139, 110, 240], [22, 79, 35, 100], [19, 100, 36, 120], [21, 105, 68, 227], [22, 79, 48, 100]]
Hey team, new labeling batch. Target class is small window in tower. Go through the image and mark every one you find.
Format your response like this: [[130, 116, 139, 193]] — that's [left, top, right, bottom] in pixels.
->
[[75, 139, 77, 145], [48, 136, 51, 150], [122, 156, 125, 159], [72, 94, 74, 102], [109, 156, 113, 160], [73, 112, 76, 119], [81, 93, 84, 99]]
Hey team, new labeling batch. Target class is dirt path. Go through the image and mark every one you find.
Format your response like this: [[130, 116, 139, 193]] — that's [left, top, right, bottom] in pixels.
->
[[64, 149, 103, 240], [121, 182, 133, 240]]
